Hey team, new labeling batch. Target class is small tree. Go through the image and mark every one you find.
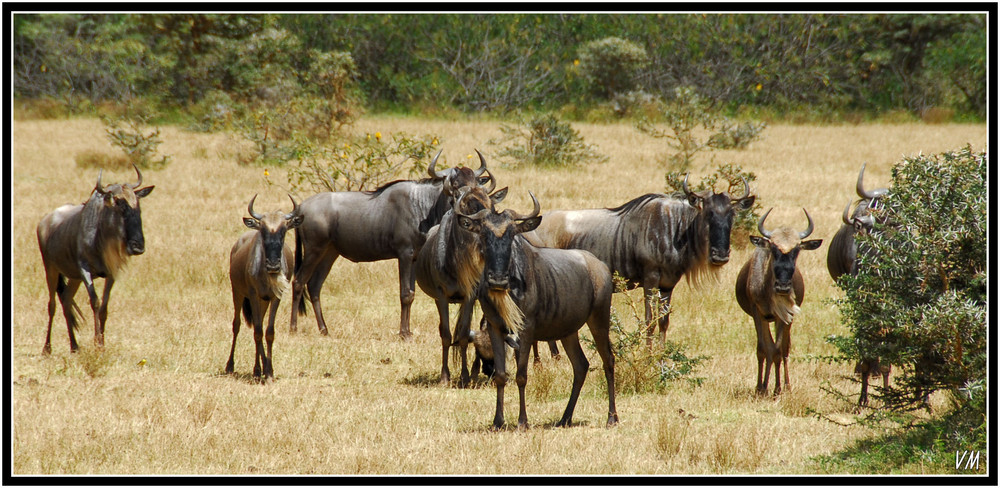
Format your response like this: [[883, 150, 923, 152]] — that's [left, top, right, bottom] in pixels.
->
[[489, 113, 608, 167], [577, 37, 649, 100], [830, 145, 987, 415], [100, 108, 170, 169]]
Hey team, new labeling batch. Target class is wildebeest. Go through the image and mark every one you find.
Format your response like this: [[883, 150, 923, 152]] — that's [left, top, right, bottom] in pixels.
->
[[526, 174, 755, 346], [226, 194, 303, 382], [37, 164, 154, 354], [290, 150, 493, 339], [457, 192, 618, 430], [735, 208, 822, 395], [415, 181, 508, 387], [825, 163, 892, 406]]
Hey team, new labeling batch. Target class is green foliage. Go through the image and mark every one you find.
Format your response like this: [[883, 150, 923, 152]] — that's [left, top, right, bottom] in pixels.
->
[[577, 36, 649, 99], [585, 274, 710, 395], [286, 131, 441, 193], [99, 109, 170, 169], [665, 163, 762, 246], [708, 121, 768, 150], [830, 145, 987, 416], [489, 113, 608, 168]]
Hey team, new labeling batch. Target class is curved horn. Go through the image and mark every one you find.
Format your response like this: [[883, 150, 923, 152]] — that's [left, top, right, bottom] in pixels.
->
[[842, 201, 854, 226], [510, 192, 541, 221], [733, 176, 750, 200], [473, 149, 488, 177], [427, 150, 447, 179], [454, 190, 491, 221], [799, 208, 815, 239], [682, 173, 697, 198], [95, 170, 109, 195], [247, 194, 264, 221], [757, 207, 774, 239], [481, 168, 497, 193], [856, 163, 888, 200], [284, 193, 300, 220], [128, 163, 143, 189]]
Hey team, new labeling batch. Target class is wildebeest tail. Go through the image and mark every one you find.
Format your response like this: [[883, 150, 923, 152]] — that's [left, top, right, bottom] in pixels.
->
[[241, 298, 253, 327], [294, 227, 308, 316], [56, 275, 82, 331]]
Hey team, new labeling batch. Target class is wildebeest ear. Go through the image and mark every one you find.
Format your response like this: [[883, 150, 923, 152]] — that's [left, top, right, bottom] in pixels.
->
[[456, 215, 481, 233], [490, 187, 508, 204], [748, 235, 769, 248], [735, 195, 755, 210], [516, 216, 542, 233], [686, 194, 702, 207], [134, 186, 155, 198], [243, 217, 260, 230], [800, 239, 823, 251]]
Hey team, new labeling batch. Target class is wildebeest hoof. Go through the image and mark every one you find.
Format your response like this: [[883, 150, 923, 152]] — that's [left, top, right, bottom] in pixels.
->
[[318, 328, 328, 336], [607, 414, 620, 427], [399, 331, 413, 341]]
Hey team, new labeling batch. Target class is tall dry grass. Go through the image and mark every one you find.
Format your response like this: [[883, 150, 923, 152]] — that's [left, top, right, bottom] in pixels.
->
[[8, 116, 986, 476]]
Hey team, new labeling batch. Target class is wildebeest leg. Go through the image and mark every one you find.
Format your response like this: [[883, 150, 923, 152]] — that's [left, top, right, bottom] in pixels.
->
[[547, 341, 560, 360], [657, 287, 673, 342], [250, 301, 265, 380], [453, 299, 476, 387], [556, 332, 589, 428], [79, 267, 104, 349], [396, 251, 417, 341], [857, 362, 871, 407], [225, 297, 243, 374], [531, 342, 541, 363], [775, 320, 792, 394], [514, 331, 535, 431], [587, 309, 618, 426], [42, 270, 59, 355], [435, 298, 452, 386], [293, 248, 338, 335], [263, 298, 279, 380], [487, 321, 508, 430], [753, 316, 773, 395], [54, 278, 82, 353], [96, 277, 115, 348]]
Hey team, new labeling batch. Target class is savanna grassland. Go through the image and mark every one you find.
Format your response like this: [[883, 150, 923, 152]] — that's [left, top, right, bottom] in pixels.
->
[[8, 116, 987, 477]]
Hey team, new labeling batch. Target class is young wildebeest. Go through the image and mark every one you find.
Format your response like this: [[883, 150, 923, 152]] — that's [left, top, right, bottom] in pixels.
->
[[37, 164, 154, 353], [735, 208, 822, 395], [825, 163, 893, 406], [526, 174, 754, 346], [226, 194, 303, 382], [456, 192, 618, 430], [415, 182, 508, 387], [290, 150, 493, 339]]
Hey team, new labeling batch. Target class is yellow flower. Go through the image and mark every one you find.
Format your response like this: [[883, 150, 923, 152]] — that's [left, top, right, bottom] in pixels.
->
[[467, 154, 473, 159], [375, 131, 382, 141], [755, 83, 763, 92], [136, 358, 147, 367], [263, 169, 270, 177], [432, 138, 438, 146], [573, 59, 580, 66], [341, 152, 347, 159]]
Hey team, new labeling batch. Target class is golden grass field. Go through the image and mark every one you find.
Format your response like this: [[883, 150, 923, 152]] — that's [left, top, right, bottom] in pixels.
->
[[8, 115, 987, 476]]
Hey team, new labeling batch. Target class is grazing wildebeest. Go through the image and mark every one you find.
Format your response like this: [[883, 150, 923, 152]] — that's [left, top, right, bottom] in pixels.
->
[[735, 208, 822, 395], [825, 163, 892, 406], [37, 164, 154, 354], [457, 192, 618, 430], [290, 150, 493, 339], [226, 194, 303, 382], [415, 182, 508, 387], [526, 174, 755, 346]]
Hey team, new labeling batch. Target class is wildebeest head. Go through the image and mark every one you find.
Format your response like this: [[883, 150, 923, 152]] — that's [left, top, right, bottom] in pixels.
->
[[428, 149, 494, 198], [94, 163, 155, 256], [842, 200, 876, 234], [243, 194, 303, 274], [455, 192, 542, 291], [750, 208, 822, 295], [682, 173, 755, 265], [848, 162, 889, 233]]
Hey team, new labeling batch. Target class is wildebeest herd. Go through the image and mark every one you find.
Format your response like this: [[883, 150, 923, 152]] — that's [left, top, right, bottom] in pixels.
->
[[36, 155, 892, 430]]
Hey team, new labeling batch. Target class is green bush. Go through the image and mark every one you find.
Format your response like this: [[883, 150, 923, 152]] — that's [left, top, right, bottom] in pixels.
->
[[577, 36, 649, 100], [99, 109, 170, 169], [489, 113, 607, 168], [830, 145, 987, 416], [286, 131, 441, 194]]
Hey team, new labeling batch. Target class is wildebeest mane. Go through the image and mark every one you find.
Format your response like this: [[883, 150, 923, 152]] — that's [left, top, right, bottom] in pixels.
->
[[607, 193, 664, 216], [363, 177, 438, 197]]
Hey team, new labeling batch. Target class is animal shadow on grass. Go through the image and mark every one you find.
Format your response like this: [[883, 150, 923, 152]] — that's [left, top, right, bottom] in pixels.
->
[[400, 369, 494, 389], [213, 370, 272, 385], [457, 418, 593, 434]]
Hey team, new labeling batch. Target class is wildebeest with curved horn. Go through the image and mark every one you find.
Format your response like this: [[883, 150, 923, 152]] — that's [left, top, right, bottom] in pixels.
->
[[526, 174, 755, 346], [735, 208, 822, 395], [825, 163, 892, 406], [37, 164, 154, 354], [415, 180, 507, 387], [457, 192, 618, 430], [290, 150, 493, 339], [226, 194, 303, 382]]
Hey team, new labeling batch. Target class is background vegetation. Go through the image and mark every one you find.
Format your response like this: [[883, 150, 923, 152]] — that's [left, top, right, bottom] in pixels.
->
[[13, 13, 988, 122]]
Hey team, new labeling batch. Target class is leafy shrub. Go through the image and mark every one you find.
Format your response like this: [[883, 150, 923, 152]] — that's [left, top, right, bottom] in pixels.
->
[[829, 145, 987, 416], [287, 131, 441, 193], [99, 110, 170, 169], [638, 86, 767, 170], [665, 163, 762, 246], [489, 113, 608, 167], [584, 274, 709, 395], [577, 37, 649, 99]]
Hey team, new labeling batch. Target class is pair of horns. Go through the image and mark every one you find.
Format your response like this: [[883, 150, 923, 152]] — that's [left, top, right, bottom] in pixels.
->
[[758, 207, 814, 240], [856, 163, 889, 200], [682, 173, 750, 201], [248, 194, 300, 221], [428, 149, 489, 179], [95, 163, 143, 194], [456, 190, 540, 222]]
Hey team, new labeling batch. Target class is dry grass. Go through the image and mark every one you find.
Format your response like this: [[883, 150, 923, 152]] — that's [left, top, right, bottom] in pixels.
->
[[8, 116, 986, 476]]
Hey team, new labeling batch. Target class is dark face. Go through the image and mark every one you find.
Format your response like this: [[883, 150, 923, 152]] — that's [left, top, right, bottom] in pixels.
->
[[457, 210, 541, 291], [699, 193, 755, 265], [750, 234, 823, 295], [103, 185, 154, 255], [244, 212, 302, 274]]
